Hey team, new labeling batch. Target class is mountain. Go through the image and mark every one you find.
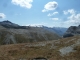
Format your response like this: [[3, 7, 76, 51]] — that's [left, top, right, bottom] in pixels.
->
[[0, 20, 80, 60], [0, 35, 80, 60], [0, 20, 61, 45], [0, 20, 29, 29], [63, 25, 80, 38], [42, 26, 67, 36], [0, 20, 19, 28], [0, 20, 67, 37]]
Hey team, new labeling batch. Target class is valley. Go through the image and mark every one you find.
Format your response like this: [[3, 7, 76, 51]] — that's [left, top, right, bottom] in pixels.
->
[[0, 0, 80, 60], [0, 21, 80, 60]]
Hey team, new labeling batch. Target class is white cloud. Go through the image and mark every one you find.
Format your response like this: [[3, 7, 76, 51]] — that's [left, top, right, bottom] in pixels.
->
[[47, 12, 58, 16], [68, 9, 76, 14], [53, 12, 58, 15], [63, 9, 80, 26], [12, 0, 33, 9], [63, 11, 68, 15], [65, 13, 80, 25], [50, 18, 59, 20], [47, 13, 52, 16], [63, 9, 76, 15], [42, 1, 58, 12], [0, 13, 6, 19]]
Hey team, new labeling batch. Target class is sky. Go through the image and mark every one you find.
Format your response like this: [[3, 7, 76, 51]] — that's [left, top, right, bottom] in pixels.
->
[[0, 0, 80, 27]]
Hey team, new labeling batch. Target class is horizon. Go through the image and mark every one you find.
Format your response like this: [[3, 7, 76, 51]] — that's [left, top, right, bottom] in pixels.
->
[[0, 0, 80, 28], [0, 20, 68, 28]]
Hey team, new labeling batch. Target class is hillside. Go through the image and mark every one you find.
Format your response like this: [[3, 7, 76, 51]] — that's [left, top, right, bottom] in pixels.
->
[[63, 25, 80, 38], [42, 26, 67, 36], [0, 21, 61, 45], [0, 35, 80, 60], [0, 21, 67, 37]]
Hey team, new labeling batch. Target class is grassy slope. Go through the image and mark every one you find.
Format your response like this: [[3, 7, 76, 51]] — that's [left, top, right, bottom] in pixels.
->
[[0, 36, 80, 60], [0, 27, 61, 45]]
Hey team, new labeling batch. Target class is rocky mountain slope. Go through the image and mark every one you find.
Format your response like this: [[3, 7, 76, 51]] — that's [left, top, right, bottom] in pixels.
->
[[0, 21, 80, 60], [0, 20, 28, 29], [0, 20, 61, 45], [42, 26, 67, 36], [63, 25, 80, 38], [0, 35, 80, 60]]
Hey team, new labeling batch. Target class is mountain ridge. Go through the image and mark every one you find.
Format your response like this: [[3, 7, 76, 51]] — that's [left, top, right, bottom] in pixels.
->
[[0, 20, 62, 45], [0, 20, 67, 36], [63, 25, 80, 38], [42, 26, 67, 36]]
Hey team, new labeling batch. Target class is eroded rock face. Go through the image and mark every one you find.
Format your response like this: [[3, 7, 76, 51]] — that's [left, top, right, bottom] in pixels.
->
[[63, 25, 80, 38], [32, 57, 47, 60], [63, 33, 74, 38]]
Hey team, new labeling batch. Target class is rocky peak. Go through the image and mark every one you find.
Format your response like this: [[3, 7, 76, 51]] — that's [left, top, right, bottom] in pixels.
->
[[2, 20, 12, 23], [66, 26, 77, 33], [0, 20, 29, 29], [63, 25, 80, 38], [0, 20, 19, 27]]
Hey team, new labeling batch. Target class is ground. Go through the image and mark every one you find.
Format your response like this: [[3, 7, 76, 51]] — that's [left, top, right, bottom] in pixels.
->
[[0, 36, 80, 60]]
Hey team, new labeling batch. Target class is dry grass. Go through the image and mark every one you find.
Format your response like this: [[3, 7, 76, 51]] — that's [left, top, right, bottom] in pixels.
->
[[0, 36, 80, 60]]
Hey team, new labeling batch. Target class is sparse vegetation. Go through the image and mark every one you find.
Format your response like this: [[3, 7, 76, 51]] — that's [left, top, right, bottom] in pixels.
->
[[0, 26, 61, 45], [0, 36, 80, 60]]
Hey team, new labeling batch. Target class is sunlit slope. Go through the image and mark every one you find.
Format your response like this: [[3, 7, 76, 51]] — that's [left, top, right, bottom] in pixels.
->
[[0, 35, 80, 60], [0, 26, 61, 45]]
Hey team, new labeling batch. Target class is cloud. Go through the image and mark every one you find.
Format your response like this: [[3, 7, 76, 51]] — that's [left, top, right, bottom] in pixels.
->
[[63, 9, 80, 26], [65, 13, 80, 25], [12, 0, 33, 9], [0, 13, 6, 19], [50, 18, 59, 20], [53, 12, 58, 15], [63, 11, 68, 15], [47, 13, 52, 16], [47, 12, 58, 16], [42, 1, 58, 12], [63, 9, 76, 15]]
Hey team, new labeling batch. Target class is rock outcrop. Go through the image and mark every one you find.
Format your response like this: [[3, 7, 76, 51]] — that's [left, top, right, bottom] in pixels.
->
[[63, 25, 80, 38]]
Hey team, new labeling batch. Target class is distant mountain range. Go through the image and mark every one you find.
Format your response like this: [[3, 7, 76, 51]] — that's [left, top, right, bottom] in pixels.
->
[[0, 20, 67, 36], [42, 26, 67, 36]]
